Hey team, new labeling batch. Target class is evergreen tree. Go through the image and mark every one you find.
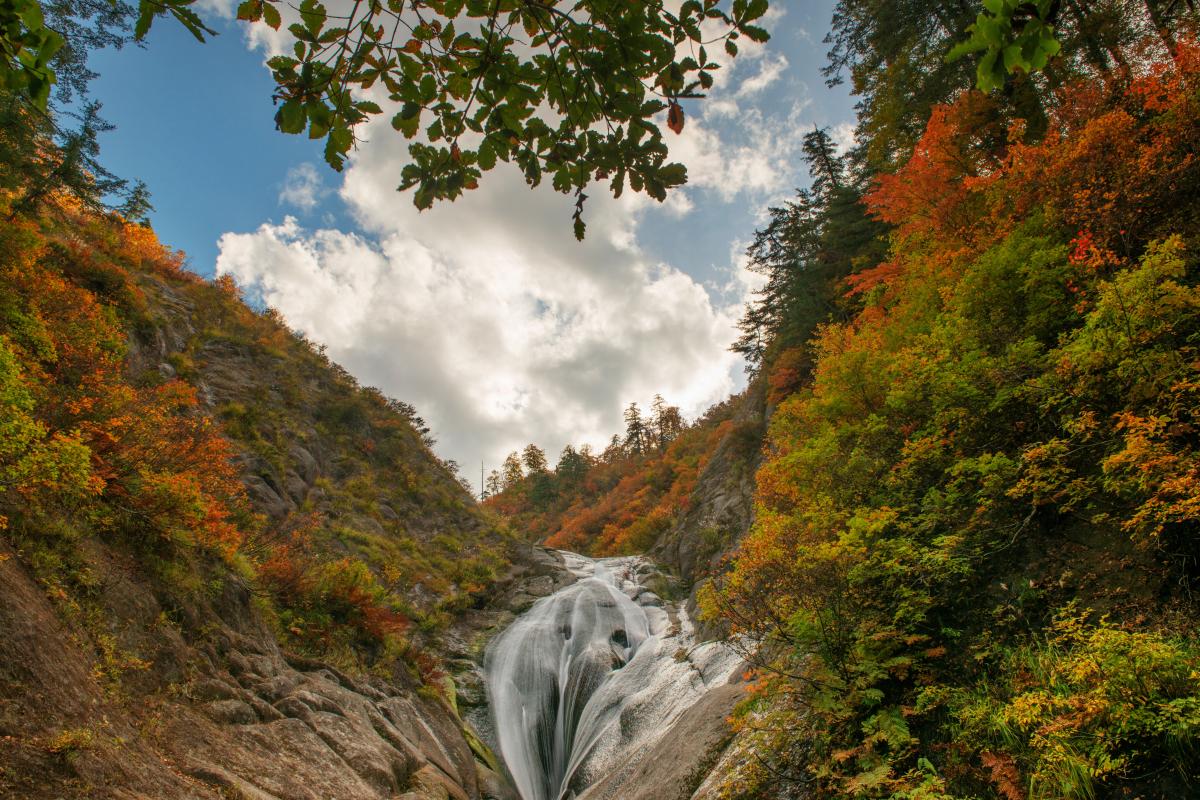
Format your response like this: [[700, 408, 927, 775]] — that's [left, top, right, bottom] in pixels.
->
[[601, 434, 624, 464], [1, 96, 151, 221], [650, 394, 684, 452], [734, 127, 886, 371], [555, 445, 588, 485], [623, 402, 647, 455]]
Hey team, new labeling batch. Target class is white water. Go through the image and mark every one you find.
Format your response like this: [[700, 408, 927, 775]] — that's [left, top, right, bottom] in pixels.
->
[[484, 553, 742, 800]]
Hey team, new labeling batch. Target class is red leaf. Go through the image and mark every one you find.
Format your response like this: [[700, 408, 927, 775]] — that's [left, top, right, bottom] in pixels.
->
[[667, 102, 685, 135]]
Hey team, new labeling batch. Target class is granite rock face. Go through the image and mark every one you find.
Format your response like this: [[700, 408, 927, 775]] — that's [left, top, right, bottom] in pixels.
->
[[0, 533, 521, 800], [650, 378, 767, 589]]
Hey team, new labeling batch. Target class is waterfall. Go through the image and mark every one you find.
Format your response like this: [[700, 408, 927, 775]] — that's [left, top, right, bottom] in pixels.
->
[[484, 552, 742, 800]]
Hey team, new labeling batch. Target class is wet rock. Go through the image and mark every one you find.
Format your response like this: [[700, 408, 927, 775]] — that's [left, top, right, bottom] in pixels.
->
[[403, 762, 470, 800], [476, 762, 519, 800], [576, 682, 746, 800]]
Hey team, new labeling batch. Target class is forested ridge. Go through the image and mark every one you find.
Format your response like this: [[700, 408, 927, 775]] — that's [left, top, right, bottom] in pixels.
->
[[702, 42, 1200, 799]]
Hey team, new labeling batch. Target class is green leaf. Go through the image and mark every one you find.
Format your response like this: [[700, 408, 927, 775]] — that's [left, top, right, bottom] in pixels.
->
[[657, 162, 687, 187], [307, 102, 332, 138], [236, 0, 262, 22], [277, 100, 306, 134], [478, 138, 497, 171], [262, 2, 281, 30], [391, 104, 421, 138], [741, 24, 769, 43], [299, 0, 326, 36], [324, 126, 354, 171], [134, 0, 156, 40]]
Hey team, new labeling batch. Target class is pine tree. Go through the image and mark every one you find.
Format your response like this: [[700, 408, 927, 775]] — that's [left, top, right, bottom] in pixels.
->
[[601, 434, 624, 464], [651, 394, 684, 452], [555, 445, 588, 485], [734, 126, 886, 371], [623, 402, 647, 455]]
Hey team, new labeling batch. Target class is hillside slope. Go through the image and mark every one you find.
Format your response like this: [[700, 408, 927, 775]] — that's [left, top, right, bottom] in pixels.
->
[[0, 201, 517, 799], [702, 42, 1200, 799]]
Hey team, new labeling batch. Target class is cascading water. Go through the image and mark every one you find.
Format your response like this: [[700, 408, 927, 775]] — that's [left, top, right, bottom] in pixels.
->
[[484, 552, 742, 800]]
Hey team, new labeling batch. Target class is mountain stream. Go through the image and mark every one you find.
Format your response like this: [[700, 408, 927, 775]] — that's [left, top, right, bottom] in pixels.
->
[[484, 553, 742, 800]]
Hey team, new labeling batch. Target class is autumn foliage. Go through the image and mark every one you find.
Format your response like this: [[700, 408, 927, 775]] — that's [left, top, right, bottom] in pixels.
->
[[487, 398, 751, 558], [0, 191, 494, 680], [703, 41, 1200, 799], [0, 208, 247, 555]]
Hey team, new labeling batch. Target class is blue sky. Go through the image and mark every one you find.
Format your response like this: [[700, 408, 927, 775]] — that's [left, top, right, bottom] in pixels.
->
[[85, 2, 857, 480]]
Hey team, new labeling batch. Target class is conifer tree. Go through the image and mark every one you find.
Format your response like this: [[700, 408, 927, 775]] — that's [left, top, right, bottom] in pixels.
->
[[555, 445, 588, 485], [650, 394, 684, 452], [623, 402, 647, 456]]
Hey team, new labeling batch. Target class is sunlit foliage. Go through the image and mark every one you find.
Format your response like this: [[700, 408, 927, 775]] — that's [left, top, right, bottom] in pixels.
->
[[705, 39, 1200, 799], [487, 395, 751, 557]]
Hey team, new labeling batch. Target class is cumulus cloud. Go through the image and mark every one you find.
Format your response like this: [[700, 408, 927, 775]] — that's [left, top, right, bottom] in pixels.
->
[[214, 5, 821, 479], [194, 0, 235, 19], [830, 120, 858, 155], [278, 163, 326, 212], [666, 98, 811, 202], [218, 147, 749, 475]]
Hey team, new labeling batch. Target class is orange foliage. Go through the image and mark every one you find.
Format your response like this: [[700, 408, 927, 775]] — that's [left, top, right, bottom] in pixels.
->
[[258, 516, 409, 649], [513, 416, 737, 556], [0, 214, 250, 556], [766, 347, 810, 405], [862, 41, 1200, 299]]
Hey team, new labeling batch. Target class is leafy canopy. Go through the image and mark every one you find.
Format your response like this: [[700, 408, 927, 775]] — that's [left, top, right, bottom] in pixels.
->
[[947, 0, 1061, 92], [0, 0, 65, 107], [0, 0, 1086, 236], [242, 0, 771, 238]]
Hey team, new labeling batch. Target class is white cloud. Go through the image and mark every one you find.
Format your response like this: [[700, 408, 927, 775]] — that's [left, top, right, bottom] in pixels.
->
[[830, 120, 857, 155], [736, 52, 789, 97], [665, 97, 811, 202], [194, 0, 235, 19], [211, 5, 830, 477], [218, 138, 749, 474], [278, 163, 326, 212]]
